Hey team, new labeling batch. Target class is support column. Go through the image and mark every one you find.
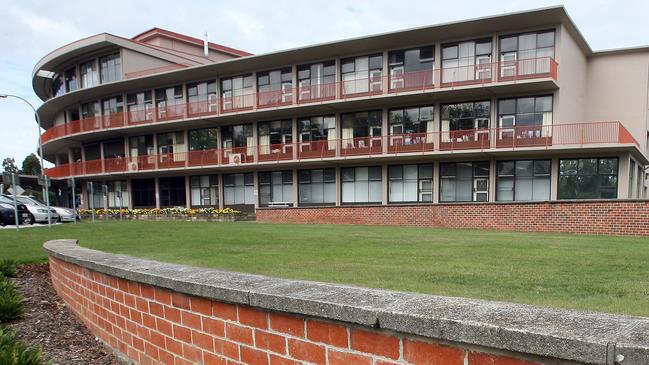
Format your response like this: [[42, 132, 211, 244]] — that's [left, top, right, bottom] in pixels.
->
[[381, 163, 388, 205], [185, 175, 191, 208], [381, 108, 389, 154], [335, 166, 342, 206], [488, 157, 497, 202], [218, 174, 224, 210], [433, 161, 440, 204], [618, 153, 631, 199], [550, 157, 559, 200], [154, 177, 160, 209], [253, 171, 259, 210], [292, 117, 298, 160], [126, 178, 133, 209], [292, 169, 299, 207], [252, 121, 258, 163], [99, 142, 105, 173]]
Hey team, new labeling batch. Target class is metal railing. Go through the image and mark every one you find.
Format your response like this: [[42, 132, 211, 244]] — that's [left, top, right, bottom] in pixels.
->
[[41, 57, 559, 144], [45, 121, 638, 179]]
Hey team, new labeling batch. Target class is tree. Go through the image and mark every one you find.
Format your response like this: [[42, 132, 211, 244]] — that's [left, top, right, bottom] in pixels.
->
[[21, 153, 41, 176], [2, 158, 18, 173]]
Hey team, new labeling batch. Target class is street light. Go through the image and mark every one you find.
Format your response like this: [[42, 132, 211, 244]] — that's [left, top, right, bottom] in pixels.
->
[[0, 94, 52, 227]]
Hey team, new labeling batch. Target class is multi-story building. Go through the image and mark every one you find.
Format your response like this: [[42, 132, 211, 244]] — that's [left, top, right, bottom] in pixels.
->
[[36, 7, 648, 216]]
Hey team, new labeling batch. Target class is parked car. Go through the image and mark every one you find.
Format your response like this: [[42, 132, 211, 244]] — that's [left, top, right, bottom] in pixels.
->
[[0, 196, 34, 226], [13, 195, 78, 223], [2, 195, 60, 223]]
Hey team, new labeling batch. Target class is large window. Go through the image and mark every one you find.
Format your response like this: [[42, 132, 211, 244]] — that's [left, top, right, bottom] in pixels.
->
[[257, 69, 293, 106], [126, 91, 153, 123], [389, 106, 434, 135], [129, 135, 154, 158], [221, 75, 253, 111], [442, 39, 492, 83], [99, 53, 121, 83], [499, 31, 555, 76], [441, 101, 490, 142], [159, 177, 186, 207], [440, 161, 489, 202], [80, 60, 99, 88], [389, 164, 433, 203], [64, 67, 78, 92], [498, 96, 552, 138], [297, 61, 336, 101], [107, 181, 128, 209], [258, 120, 292, 155], [299, 169, 336, 205], [342, 166, 382, 204], [299, 116, 336, 142], [157, 132, 186, 160], [496, 160, 551, 201], [187, 80, 217, 114], [341, 54, 383, 95], [223, 173, 254, 206], [103, 139, 125, 159], [101, 96, 123, 127], [190, 175, 218, 207], [388, 46, 435, 90], [189, 128, 218, 151], [131, 178, 155, 208], [51, 74, 64, 98], [259, 171, 293, 206], [155, 86, 184, 119], [341, 111, 382, 148], [559, 158, 618, 199], [222, 124, 254, 149]]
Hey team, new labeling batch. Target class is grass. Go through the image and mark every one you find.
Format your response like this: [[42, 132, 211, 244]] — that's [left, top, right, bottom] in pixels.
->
[[1, 221, 648, 317]]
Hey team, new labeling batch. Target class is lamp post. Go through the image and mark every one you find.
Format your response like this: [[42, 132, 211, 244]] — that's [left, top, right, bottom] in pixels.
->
[[0, 94, 52, 226]]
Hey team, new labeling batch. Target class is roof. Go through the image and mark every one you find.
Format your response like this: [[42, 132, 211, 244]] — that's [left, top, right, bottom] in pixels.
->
[[132, 27, 252, 57]]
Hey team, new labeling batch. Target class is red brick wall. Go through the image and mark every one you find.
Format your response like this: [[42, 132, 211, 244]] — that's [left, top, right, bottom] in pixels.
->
[[256, 200, 649, 236], [49, 257, 550, 365]]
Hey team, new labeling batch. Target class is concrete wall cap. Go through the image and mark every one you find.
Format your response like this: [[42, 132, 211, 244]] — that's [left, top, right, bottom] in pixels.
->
[[43, 239, 649, 365]]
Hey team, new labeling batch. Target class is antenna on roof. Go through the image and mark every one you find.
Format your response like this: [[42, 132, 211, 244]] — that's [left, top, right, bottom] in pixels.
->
[[203, 32, 209, 58]]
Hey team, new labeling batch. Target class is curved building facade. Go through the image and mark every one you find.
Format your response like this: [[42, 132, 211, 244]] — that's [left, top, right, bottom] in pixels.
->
[[35, 7, 648, 215]]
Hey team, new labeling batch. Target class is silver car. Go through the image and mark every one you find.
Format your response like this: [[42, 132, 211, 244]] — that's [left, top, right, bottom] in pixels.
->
[[9, 195, 62, 223]]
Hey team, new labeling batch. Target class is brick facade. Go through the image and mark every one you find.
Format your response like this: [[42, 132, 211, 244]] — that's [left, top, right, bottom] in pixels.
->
[[256, 200, 649, 236], [49, 257, 555, 365]]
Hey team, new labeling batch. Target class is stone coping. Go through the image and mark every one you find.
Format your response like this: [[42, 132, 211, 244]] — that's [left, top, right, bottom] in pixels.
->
[[43, 239, 649, 365]]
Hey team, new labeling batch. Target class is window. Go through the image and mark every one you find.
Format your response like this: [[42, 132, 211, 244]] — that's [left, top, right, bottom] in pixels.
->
[[129, 135, 154, 157], [442, 39, 491, 83], [257, 68, 293, 106], [497, 160, 551, 201], [87, 181, 104, 209], [157, 132, 185, 155], [259, 171, 293, 206], [51, 74, 64, 98], [80, 60, 99, 88], [341, 110, 382, 145], [298, 116, 336, 142], [299, 169, 336, 205], [64, 67, 78, 92], [559, 158, 618, 199], [126, 91, 153, 123], [441, 101, 490, 142], [498, 96, 552, 139], [107, 181, 128, 208], [258, 120, 292, 151], [131, 178, 155, 208], [189, 128, 218, 150], [221, 75, 253, 110], [84, 143, 101, 160], [103, 139, 125, 159], [99, 53, 122, 83], [190, 175, 218, 207], [499, 31, 555, 76], [187, 80, 217, 114], [101, 96, 123, 122], [155, 86, 184, 119], [388, 46, 435, 89], [297, 61, 336, 101], [389, 164, 433, 203], [81, 101, 101, 128], [389, 106, 434, 135], [440, 161, 489, 202], [341, 54, 383, 95], [223, 173, 254, 205], [159, 177, 186, 207], [65, 108, 80, 123], [341, 166, 382, 204], [221, 124, 253, 149]]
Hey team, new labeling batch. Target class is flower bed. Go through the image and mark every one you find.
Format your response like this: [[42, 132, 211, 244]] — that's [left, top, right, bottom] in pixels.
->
[[78, 207, 248, 222]]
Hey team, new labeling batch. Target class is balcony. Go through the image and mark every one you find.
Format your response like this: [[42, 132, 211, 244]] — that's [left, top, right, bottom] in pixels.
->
[[41, 57, 558, 144], [45, 121, 638, 179]]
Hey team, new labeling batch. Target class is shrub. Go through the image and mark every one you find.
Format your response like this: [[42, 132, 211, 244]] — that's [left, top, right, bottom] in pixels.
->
[[0, 260, 18, 278], [78, 207, 241, 216], [0, 328, 51, 365], [0, 277, 24, 323]]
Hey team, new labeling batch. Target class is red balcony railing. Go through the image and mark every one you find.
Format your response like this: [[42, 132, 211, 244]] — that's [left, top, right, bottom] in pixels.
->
[[41, 57, 559, 144], [44, 121, 639, 179]]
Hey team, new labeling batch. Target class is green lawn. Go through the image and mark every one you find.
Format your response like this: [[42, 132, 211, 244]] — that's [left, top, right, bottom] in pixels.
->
[[1, 221, 648, 317]]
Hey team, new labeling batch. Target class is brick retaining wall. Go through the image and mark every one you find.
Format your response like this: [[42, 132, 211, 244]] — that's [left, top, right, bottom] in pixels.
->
[[45, 240, 649, 365], [256, 200, 649, 236]]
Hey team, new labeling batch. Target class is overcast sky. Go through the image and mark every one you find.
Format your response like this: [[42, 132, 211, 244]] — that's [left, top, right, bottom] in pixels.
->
[[1, 0, 648, 167]]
